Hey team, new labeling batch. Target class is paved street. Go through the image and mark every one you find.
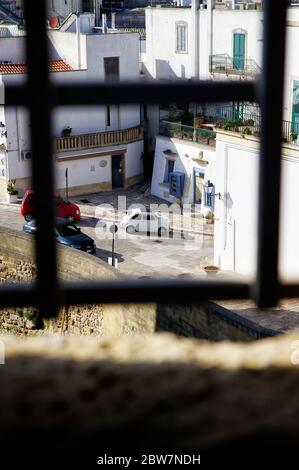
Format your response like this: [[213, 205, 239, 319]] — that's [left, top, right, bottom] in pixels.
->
[[0, 199, 214, 279]]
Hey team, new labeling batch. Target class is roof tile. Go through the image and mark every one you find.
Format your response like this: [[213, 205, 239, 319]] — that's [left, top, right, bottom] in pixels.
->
[[0, 59, 72, 74]]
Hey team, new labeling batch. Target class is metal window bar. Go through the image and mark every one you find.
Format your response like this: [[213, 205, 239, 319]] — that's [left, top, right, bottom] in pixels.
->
[[0, 0, 293, 317]]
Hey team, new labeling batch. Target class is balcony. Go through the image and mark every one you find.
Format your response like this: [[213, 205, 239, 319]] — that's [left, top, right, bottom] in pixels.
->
[[209, 54, 261, 77], [203, 105, 299, 147], [159, 120, 216, 147], [54, 125, 143, 153]]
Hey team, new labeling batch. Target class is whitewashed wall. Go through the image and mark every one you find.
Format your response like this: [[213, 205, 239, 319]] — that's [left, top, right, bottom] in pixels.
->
[[55, 140, 143, 190], [214, 131, 299, 280], [213, 133, 258, 276], [199, 9, 263, 79], [145, 7, 192, 80], [1, 30, 142, 193], [0, 37, 26, 62], [151, 135, 216, 206], [144, 5, 262, 81], [48, 30, 87, 69]]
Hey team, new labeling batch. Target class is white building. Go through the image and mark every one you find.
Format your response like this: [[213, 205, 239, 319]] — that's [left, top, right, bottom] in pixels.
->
[[212, 4, 299, 278], [0, 15, 144, 197], [213, 129, 299, 280], [150, 0, 299, 281], [144, 0, 262, 81], [147, 0, 263, 209], [151, 126, 216, 209]]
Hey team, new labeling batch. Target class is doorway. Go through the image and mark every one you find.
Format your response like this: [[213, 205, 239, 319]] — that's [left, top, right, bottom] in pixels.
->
[[193, 168, 205, 204], [233, 32, 245, 70], [112, 155, 123, 188]]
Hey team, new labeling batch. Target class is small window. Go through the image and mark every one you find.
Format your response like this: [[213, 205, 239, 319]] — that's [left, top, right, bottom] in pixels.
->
[[176, 23, 187, 53], [163, 159, 175, 183], [104, 57, 119, 82]]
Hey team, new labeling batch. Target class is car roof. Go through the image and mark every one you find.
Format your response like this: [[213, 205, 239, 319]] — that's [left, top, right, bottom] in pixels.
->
[[26, 218, 74, 227]]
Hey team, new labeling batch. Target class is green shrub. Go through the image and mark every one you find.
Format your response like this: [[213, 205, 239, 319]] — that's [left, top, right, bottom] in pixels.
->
[[181, 111, 194, 127]]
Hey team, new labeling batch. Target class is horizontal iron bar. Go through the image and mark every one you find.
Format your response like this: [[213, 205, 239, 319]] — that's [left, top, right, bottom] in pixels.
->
[[0, 280, 299, 315], [0, 283, 36, 308], [4, 81, 258, 107], [0, 279, 249, 313], [50, 279, 252, 313]]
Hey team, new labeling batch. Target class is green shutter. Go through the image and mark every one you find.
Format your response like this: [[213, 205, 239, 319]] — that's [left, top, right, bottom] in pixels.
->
[[233, 33, 245, 70]]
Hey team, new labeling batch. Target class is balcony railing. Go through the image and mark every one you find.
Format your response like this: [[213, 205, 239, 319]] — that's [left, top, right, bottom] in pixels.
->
[[161, 107, 299, 148], [209, 54, 262, 77], [54, 125, 143, 153], [159, 120, 216, 147], [203, 105, 299, 147]]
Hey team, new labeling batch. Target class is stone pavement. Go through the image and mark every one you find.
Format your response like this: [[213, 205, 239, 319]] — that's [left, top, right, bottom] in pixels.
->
[[219, 298, 299, 335], [68, 183, 214, 237]]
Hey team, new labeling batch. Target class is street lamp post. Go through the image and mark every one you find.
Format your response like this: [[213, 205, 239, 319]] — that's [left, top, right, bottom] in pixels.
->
[[109, 223, 118, 267], [205, 180, 221, 200], [65, 167, 69, 201]]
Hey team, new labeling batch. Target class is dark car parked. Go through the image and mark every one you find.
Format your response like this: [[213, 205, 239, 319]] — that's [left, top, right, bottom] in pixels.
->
[[23, 218, 96, 254]]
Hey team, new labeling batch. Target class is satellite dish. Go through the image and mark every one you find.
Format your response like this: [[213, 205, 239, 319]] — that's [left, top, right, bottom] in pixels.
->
[[49, 16, 59, 29]]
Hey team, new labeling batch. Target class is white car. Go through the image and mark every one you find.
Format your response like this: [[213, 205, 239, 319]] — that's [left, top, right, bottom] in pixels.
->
[[120, 208, 169, 237]]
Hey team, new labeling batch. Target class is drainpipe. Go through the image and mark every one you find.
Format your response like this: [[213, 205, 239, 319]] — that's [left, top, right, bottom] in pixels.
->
[[76, 12, 81, 69], [207, 0, 215, 79], [111, 12, 116, 30], [94, 0, 101, 27], [102, 13, 107, 33], [191, 0, 200, 79]]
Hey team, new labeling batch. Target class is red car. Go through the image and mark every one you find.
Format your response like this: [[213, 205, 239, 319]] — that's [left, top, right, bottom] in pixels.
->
[[21, 189, 80, 222]]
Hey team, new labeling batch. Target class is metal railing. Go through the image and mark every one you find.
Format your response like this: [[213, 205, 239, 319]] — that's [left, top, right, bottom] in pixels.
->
[[202, 105, 299, 146], [54, 125, 142, 152], [159, 120, 216, 147], [210, 54, 262, 77]]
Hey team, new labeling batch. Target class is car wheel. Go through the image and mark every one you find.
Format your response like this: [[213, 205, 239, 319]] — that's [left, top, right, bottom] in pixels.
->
[[158, 227, 167, 237], [65, 214, 75, 222], [24, 212, 33, 222], [126, 225, 135, 234]]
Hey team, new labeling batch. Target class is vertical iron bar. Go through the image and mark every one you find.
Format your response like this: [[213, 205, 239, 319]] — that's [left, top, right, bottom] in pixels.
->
[[254, 0, 287, 308], [23, 0, 59, 316]]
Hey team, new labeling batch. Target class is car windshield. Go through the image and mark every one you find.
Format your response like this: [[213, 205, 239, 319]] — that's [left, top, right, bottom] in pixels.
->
[[54, 196, 70, 206], [57, 224, 80, 237]]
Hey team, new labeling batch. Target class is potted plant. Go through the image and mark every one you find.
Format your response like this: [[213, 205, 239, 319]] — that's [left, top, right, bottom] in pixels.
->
[[62, 126, 72, 137], [290, 130, 298, 143], [7, 179, 18, 203], [204, 265, 219, 276]]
